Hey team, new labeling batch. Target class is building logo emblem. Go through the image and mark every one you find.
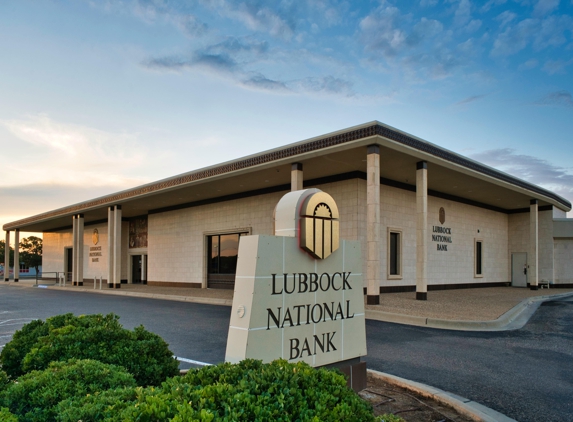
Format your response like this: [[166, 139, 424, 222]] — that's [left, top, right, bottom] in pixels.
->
[[439, 207, 446, 225], [92, 229, 99, 245], [300, 192, 340, 259]]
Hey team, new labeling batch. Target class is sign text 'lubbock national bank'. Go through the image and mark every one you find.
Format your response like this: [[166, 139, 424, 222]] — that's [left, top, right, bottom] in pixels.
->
[[225, 188, 367, 368]]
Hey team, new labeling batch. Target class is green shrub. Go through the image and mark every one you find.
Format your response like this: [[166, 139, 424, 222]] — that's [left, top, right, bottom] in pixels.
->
[[0, 318, 49, 378], [55, 387, 139, 422], [108, 359, 374, 421], [0, 407, 18, 422], [1, 313, 179, 386], [0, 370, 10, 393], [0, 359, 136, 422]]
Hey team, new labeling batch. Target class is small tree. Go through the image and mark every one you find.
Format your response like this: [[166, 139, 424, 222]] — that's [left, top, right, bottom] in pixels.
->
[[0, 240, 14, 267], [19, 237, 42, 274]]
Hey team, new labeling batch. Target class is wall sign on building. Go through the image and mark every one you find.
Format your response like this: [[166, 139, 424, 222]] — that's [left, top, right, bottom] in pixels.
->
[[225, 189, 367, 390], [433, 207, 452, 251]]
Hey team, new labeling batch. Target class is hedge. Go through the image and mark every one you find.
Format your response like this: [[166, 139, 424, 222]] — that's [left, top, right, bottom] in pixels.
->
[[0, 359, 136, 422], [0, 313, 179, 386], [59, 359, 376, 422]]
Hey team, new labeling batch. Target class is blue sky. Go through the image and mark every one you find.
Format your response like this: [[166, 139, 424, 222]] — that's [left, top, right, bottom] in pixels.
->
[[1, 0, 573, 232]]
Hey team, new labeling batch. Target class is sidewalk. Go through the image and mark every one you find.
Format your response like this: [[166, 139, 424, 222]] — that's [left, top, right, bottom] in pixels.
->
[[8, 279, 573, 331]]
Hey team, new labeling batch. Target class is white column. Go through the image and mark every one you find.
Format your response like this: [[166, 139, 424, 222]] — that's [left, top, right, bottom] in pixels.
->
[[141, 254, 147, 284], [291, 163, 303, 191], [366, 145, 380, 305], [77, 214, 84, 286], [107, 206, 115, 287], [113, 205, 122, 288], [4, 230, 10, 281], [530, 199, 539, 290], [416, 161, 428, 300], [72, 215, 78, 285], [13, 230, 19, 282]]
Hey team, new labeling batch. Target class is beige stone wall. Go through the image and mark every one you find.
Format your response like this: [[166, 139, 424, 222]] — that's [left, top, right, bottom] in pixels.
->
[[42, 222, 128, 282], [508, 212, 529, 280], [378, 186, 509, 287], [380, 185, 416, 287], [147, 180, 362, 285], [554, 238, 573, 284], [43, 230, 73, 274], [508, 210, 555, 283]]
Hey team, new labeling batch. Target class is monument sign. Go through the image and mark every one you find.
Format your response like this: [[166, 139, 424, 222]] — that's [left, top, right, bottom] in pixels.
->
[[225, 189, 367, 389]]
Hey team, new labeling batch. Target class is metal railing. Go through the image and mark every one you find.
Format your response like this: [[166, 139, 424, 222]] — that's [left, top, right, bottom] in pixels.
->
[[34, 272, 60, 286], [32, 273, 104, 288]]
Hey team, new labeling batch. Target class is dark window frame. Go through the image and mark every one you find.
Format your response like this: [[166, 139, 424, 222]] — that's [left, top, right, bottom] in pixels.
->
[[475, 239, 483, 277], [387, 228, 402, 279]]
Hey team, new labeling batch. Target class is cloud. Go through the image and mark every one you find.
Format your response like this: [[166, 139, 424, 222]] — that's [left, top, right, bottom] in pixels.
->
[[243, 74, 289, 91], [490, 19, 538, 56], [143, 36, 355, 97], [518, 58, 539, 70], [453, 0, 472, 27], [455, 94, 487, 105], [1, 115, 147, 189], [490, 15, 572, 57], [92, 0, 209, 38], [407, 17, 444, 46], [496, 11, 517, 28], [290, 76, 354, 96], [542, 59, 568, 74], [358, 5, 477, 80], [469, 148, 573, 201], [535, 91, 573, 107], [200, 0, 296, 40], [481, 0, 508, 12], [533, 0, 560, 16], [359, 6, 409, 58]]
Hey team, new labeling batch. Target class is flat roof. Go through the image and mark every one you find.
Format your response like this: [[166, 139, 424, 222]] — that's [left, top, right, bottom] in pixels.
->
[[5, 121, 571, 232]]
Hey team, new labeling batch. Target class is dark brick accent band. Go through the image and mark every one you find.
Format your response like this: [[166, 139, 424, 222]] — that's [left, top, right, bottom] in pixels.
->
[[13, 279, 18, 282], [147, 281, 202, 288], [367, 295, 380, 305], [416, 292, 427, 301], [379, 281, 511, 293], [530, 199, 538, 205], [416, 161, 427, 170], [291, 163, 303, 171]]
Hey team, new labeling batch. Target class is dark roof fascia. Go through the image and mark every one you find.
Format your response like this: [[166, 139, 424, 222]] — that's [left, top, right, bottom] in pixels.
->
[[4, 122, 570, 230]]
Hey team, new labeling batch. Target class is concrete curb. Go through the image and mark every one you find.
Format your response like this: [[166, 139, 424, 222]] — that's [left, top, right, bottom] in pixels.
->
[[368, 369, 517, 422], [366, 291, 573, 331]]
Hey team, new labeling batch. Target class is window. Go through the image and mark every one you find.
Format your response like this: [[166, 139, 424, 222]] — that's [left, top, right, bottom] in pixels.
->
[[387, 228, 402, 278], [206, 231, 248, 288], [475, 239, 483, 277]]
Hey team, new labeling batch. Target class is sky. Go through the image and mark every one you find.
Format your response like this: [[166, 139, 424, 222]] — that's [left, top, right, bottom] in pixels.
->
[[1, 0, 573, 237]]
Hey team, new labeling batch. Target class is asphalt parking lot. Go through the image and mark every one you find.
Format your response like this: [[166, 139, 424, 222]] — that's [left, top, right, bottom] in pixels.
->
[[1, 285, 571, 421]]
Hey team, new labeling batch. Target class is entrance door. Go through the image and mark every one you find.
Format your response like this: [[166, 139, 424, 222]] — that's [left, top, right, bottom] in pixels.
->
[[512, 253, 527, 287], [65, 248, 73, 282], [131, 255, 142, 284]]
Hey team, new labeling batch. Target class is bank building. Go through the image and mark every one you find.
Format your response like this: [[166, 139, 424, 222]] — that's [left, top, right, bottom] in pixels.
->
[[4, 121, 573, 304]]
